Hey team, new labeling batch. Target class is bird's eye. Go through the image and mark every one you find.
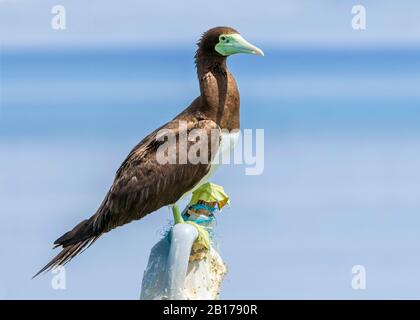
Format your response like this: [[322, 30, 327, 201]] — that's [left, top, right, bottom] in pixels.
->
[[220, 36, 226, 41]]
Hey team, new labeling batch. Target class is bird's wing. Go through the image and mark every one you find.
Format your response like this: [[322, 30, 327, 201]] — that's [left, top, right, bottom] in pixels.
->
[[33, 118, 221, 277], [56, 118, 221, 247]]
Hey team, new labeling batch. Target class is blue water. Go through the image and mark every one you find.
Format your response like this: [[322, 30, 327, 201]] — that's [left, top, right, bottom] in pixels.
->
[[1, 48, 420, 299]]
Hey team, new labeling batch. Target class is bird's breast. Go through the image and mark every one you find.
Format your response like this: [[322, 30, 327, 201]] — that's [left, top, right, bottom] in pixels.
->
[[180, 130, 240, 201]]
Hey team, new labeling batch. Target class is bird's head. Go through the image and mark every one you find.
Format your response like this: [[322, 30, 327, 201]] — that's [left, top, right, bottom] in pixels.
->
[[197, 26, 264, 59]]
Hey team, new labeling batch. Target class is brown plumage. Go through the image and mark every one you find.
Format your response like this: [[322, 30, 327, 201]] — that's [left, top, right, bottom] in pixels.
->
[[34, 27, 248, 277]]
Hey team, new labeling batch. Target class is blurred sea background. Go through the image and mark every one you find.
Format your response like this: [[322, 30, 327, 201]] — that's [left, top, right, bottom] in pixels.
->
[[1, 0, 420, 299]]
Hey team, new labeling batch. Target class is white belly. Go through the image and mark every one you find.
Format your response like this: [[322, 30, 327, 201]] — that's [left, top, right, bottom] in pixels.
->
[[180, 131, 240, 199]]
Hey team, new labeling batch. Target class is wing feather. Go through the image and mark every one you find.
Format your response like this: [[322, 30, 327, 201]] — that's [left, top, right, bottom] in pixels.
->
[[92, 118, 221, 234]]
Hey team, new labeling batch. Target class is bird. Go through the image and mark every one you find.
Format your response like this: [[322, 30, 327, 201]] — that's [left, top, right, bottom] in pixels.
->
[[34, 26, 264, 277]]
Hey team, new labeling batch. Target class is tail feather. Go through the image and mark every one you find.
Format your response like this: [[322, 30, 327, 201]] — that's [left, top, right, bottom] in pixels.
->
[[33, 236, 99, 278], [53, 219, 94, 247], [34, 213, 106, 278]]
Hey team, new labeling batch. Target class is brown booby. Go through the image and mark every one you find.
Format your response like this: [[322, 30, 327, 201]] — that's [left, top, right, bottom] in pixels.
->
[[34, 26, 263, 277]]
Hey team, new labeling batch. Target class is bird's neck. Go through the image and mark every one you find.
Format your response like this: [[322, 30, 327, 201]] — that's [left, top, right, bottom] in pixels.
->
[[195, 50, 240, 130]]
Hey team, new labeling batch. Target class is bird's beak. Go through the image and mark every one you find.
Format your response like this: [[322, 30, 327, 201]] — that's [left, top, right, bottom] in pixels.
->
[[215, 33, 264, 57]]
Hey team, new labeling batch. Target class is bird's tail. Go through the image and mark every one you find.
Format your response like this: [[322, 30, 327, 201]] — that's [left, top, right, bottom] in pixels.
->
[[33, 218, 101, 278]]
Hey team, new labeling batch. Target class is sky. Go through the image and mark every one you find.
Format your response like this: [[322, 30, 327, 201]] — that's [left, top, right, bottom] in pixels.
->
[[1, 0, 420, 300], [1, 0, 420, 50]]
